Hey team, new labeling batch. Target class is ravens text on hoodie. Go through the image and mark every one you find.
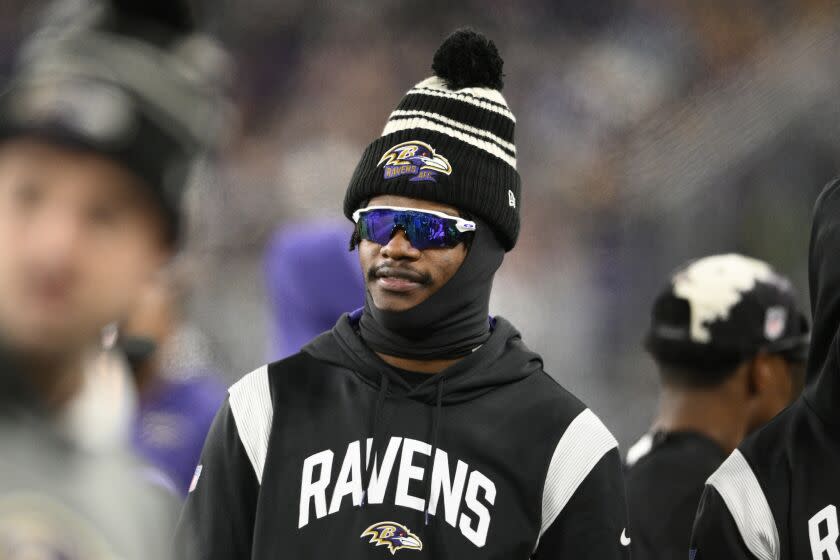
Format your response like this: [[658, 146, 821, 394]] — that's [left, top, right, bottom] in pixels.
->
[[690, 179, 840, 559], [175, 312, 631, 558]]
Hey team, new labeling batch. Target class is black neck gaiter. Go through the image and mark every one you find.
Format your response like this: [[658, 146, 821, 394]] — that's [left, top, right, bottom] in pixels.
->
[[359, 218, 504, 360]]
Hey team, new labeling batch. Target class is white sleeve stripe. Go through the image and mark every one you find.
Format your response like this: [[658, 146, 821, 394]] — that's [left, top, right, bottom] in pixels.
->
[[707, 449, 779, 560], [228, 364, 273, 484], [625, 433, 654, 468], [535, 408, 618, 550]]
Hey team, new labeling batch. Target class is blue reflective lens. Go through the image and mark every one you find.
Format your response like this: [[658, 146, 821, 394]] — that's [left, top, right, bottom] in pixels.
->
[[356, 209, 470, 250]]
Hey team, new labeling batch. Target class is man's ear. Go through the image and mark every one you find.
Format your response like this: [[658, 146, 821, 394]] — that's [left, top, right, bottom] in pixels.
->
[[743, 354, 766, 399], [751, 352, 792, 400], [747, 353, 800, 431], [749, 353, 772, 397]]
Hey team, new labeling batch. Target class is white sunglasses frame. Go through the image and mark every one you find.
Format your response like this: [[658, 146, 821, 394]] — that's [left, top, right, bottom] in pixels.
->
[[351, 205, 477, 233]]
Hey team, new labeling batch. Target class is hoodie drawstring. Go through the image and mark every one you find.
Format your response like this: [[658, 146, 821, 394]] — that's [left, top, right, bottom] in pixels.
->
[[360, 372, 447, 524], [361, 373, 390, 507], [423, 377, 445, 525]]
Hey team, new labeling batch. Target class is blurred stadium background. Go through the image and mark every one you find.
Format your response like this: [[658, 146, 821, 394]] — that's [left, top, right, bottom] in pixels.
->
[[2, 0, 838, 448]]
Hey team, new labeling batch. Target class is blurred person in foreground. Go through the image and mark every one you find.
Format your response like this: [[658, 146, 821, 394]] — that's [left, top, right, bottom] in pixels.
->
[[690, 184, 840, 558], [264, 220, 365, 361], [177, 29, 630, 559], [625, 253, 809, 560], [0, 0, 230, 557], [121, 268, 226, 497]]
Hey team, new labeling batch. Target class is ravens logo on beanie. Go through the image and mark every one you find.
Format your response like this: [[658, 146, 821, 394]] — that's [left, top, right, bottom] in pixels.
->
[[343, 28, 521, 251]]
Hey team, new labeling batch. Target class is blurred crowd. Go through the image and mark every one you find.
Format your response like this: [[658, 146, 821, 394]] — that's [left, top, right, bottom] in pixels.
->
[[3, 0, 838, 451]]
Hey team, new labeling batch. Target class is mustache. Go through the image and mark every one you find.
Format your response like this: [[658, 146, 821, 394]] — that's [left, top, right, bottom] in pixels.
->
[[368, 263, 432, 285]]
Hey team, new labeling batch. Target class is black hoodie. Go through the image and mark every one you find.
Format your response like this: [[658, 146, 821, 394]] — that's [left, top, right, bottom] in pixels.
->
[[175, 312, 631, 558], [690, 179, 840, 560]]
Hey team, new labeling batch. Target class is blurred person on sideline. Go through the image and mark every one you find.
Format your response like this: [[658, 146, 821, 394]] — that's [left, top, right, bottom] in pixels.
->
[[690, 184, 840, 559], [0, 0, 231, 557], [177, 29, 630, 559], [121, 267, 226, 497], [625, 254, 809, 560], [264, 219, 365, 361]]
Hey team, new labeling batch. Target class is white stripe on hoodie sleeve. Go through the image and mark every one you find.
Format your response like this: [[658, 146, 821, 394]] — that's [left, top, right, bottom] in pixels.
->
[[534, 408, 618, 551], [228, 364, 273, 484]]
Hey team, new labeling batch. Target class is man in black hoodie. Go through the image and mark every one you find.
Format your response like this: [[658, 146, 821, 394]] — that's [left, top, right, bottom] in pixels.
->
[[176, 29, 631, 559], [626, 254, 809, 560], [690, 180, 840, 559]]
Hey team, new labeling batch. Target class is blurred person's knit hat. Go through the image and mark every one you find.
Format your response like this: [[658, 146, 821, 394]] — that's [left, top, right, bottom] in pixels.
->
[[646, 253, 810, 375], [0, 0, 233, 244], [344, 28, 521, 251]]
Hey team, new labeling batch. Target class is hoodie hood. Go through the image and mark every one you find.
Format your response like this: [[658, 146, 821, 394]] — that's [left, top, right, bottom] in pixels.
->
[[264, 220, 365, 360], [804, 178, 840, 426], [304, 311, 543, 405]]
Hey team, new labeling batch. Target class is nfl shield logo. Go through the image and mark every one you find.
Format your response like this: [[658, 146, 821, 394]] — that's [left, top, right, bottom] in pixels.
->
[[764, 307, 788, 341]]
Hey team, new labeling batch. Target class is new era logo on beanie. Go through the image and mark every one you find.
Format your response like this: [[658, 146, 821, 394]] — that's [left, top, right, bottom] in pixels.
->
[[343, 28, 522, 251]]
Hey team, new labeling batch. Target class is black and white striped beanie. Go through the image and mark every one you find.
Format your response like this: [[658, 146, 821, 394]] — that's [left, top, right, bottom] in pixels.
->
[[343, 28, 521, 251]]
